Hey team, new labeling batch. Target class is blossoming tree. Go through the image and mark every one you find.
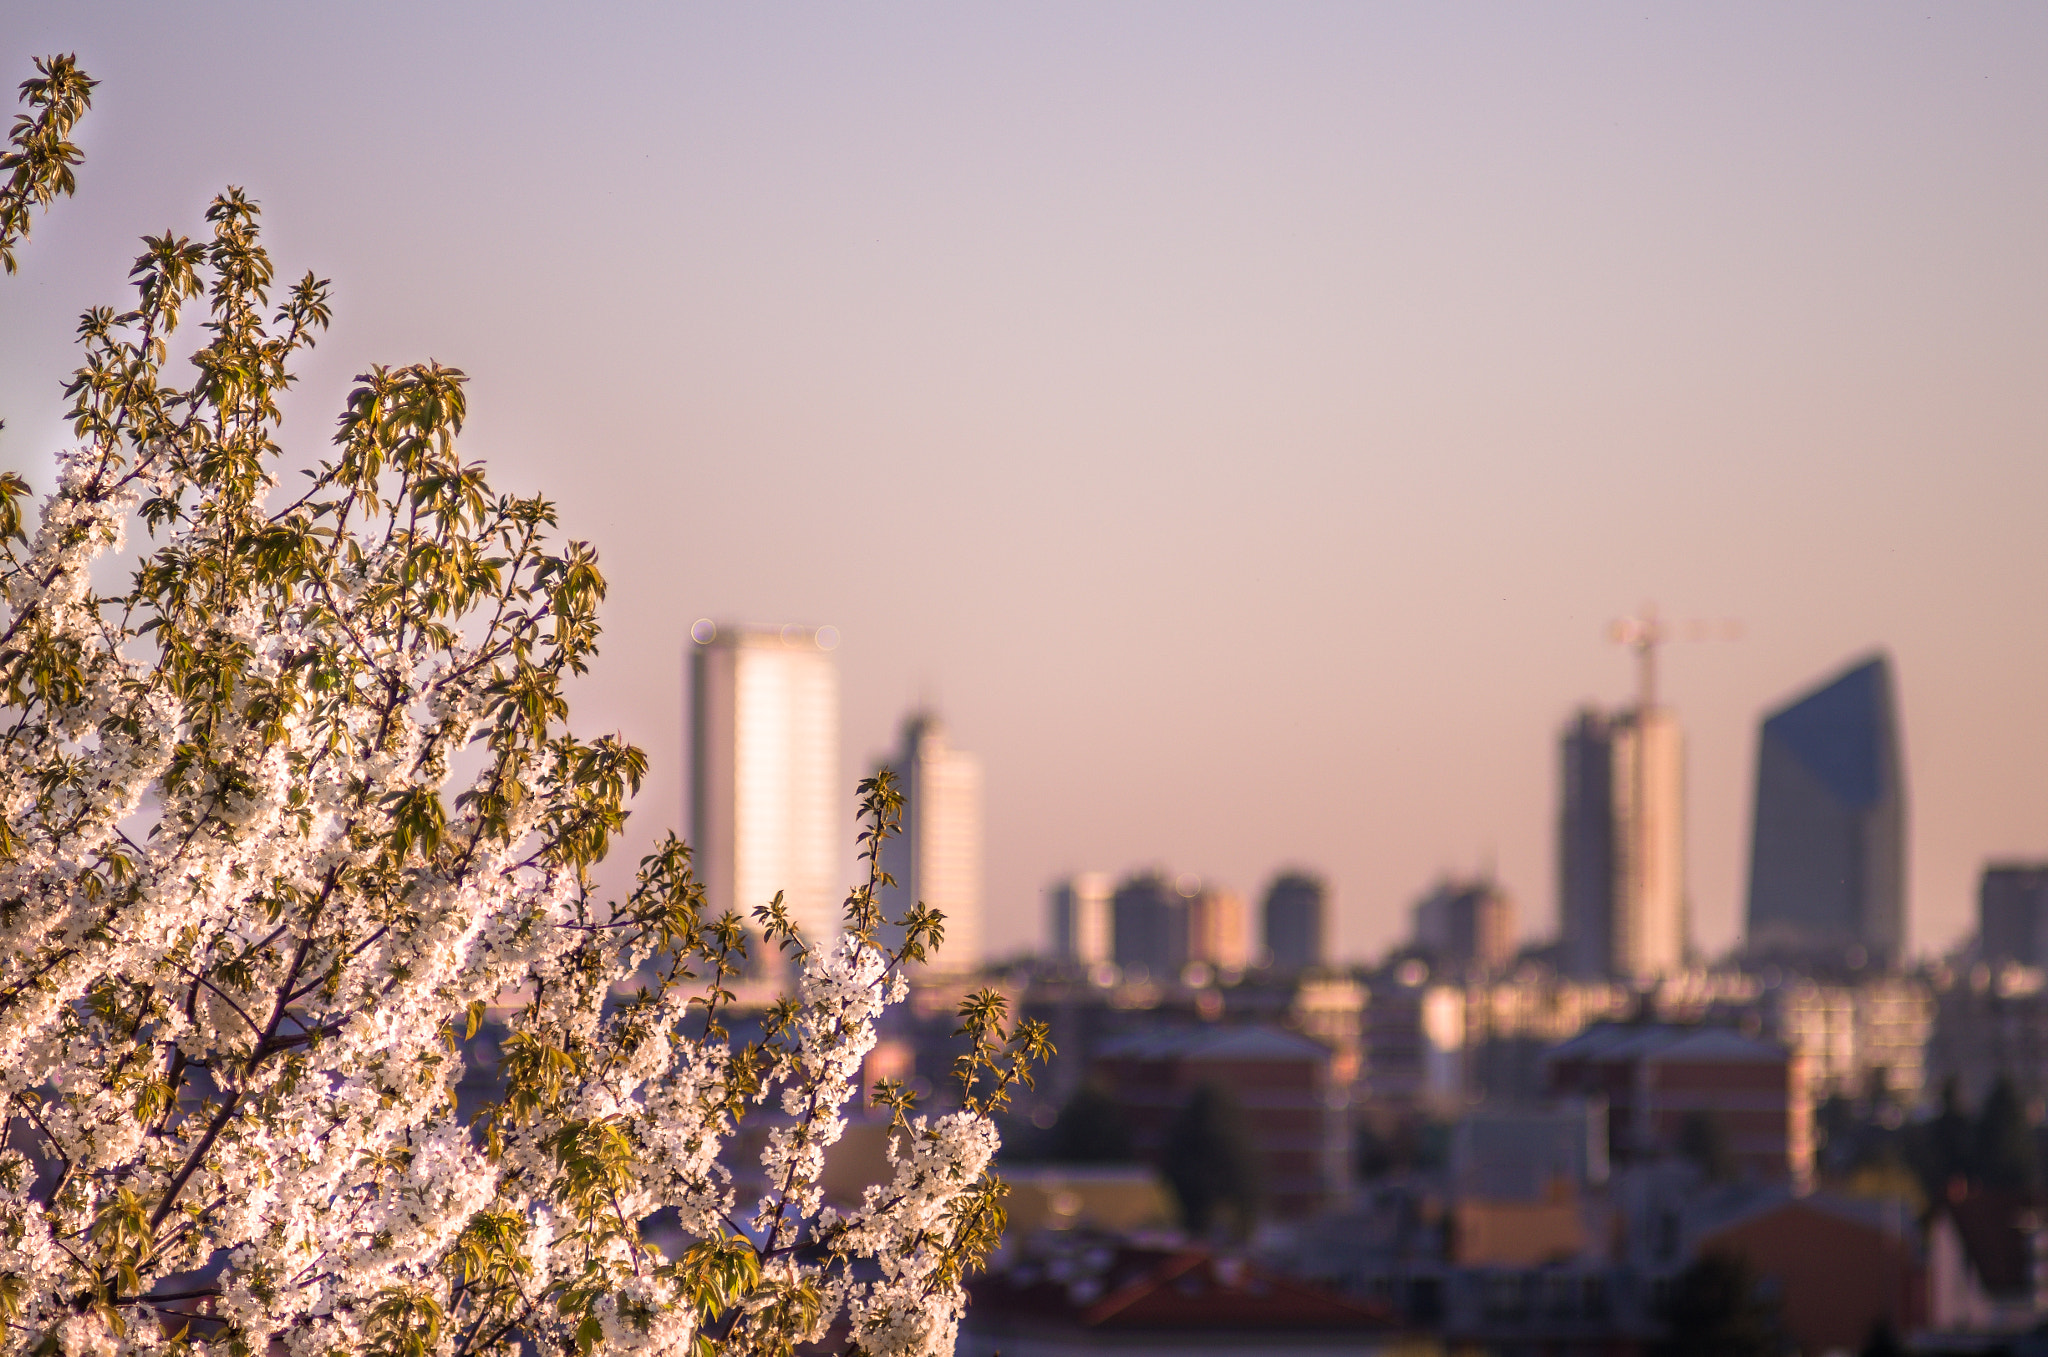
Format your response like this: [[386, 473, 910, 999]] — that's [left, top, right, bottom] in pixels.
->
[[0, 56, 1046, 1357]]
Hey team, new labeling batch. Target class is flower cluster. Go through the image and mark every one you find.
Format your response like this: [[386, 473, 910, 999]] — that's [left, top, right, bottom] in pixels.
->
[[0, 88, 1047, 1357]]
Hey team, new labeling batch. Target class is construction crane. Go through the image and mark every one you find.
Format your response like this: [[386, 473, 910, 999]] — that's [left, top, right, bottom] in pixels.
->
[[1608, 603, 1742, 711]]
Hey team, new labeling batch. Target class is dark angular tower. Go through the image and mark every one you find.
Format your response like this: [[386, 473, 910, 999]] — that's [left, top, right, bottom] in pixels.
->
[[1745, 654, 1906, 966]]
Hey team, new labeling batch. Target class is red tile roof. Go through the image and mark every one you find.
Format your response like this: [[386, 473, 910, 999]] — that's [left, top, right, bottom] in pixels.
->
[[972, 1244, 1392, 1332]]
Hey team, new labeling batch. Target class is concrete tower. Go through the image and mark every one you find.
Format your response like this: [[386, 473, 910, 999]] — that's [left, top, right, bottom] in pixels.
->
[[1050, 873, 1114, 967], [689, 623, 842, 949], [876, 712, 984, 972], [1112, 872, 1189, 980], [1262, 872, 1328, 971], [1559, 706, 1687, 981]]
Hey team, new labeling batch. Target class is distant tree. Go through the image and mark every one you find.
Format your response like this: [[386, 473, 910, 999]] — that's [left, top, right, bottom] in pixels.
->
[[1651, 1252, 1780, 1357], [1815, 1092, 1859, 1172], [1678, 1109, 1737, 1183], [1907, 1075, 1977, 1199], [1972, 1076, 2039, 1194], [1859, 1318, 1907, 1357], [1412, 1116, 1452, 1173], [1354, 1113, 1448, 1180], [1047, 1083, 1136, 1163], [1161, 1082, 1262, 1238], [1840, 1137, 1928, 1214], [1356, 1120, 1398, 1179]]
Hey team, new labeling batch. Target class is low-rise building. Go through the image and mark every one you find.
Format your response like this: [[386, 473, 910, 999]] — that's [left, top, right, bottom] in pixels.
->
[[1925, 964, 2048, 1108], [1091, 1025, 1349, 1218], [1360, 972, 1467, 1111], [1756, 974, 1932, 1108], [1691, 1190, 1922, 1355], [1926, 1185, 2046, 1336], [1544, 1024, 1811, 1186], [964, 1238, 1401, 1354]]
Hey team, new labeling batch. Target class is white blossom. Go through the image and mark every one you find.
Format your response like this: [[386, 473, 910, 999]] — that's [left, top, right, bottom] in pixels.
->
[[0, 182, 1042, 1357]]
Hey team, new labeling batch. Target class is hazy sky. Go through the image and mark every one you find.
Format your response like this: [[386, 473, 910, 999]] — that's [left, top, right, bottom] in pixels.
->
[[6, 5, 2048, 963]]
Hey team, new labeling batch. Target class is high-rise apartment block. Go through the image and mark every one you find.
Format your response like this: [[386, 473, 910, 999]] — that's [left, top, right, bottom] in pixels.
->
[[1745, 654, 1905, 967], [1414, 877, 1516, 976], [1187, 884, 1249, 971], [875, 713, 984, 972], [1263, 872, 1328, 971], [1980, 864, 2048, 972], [1112, 873, 1188, 980], [1559, 707, 1687, 982], [1049, 872, 1114, 967], [689, 623, 841, 948]]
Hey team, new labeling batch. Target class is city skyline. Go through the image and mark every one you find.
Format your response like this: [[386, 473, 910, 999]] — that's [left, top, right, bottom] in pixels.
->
[[5, 7, 2048, 962]]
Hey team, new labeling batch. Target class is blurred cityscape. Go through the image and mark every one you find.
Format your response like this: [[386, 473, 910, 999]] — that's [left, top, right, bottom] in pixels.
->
[[677, 617, 2048, 1355]]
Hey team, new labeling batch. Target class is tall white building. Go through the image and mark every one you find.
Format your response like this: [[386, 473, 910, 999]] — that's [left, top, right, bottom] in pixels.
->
[[689, 623, 842, 949], [1560, 706, 1686, 982], [877, 713, 983, 972]]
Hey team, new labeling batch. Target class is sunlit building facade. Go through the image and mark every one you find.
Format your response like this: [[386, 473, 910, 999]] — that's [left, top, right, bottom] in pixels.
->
[[1049, 873, 1114, 967], [1187, 884, 1250, 971], [876, 712, 984, 972], [689, 623, 842, 948]]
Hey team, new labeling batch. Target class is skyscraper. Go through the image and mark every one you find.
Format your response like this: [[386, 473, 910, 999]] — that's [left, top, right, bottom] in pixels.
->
[[1049, 872, 1114, 967], [1262, 872, 1327, 971], [1186, 883, 1249, 971], [1413, 876, 1516, 976], [875, 712, 984, 972], [1559, 706, 1686, 981], [1744, 654, 1905, 967], [689, 622, 842, 949], [1112, 872, 1188, 980]]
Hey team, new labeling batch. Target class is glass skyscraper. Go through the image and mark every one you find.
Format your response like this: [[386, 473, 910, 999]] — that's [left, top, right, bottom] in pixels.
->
[[1744, 654, 1905, 967]]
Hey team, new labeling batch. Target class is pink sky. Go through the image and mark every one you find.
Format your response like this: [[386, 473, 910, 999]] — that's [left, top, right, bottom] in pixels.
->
[[5, 4, 2048, 962]]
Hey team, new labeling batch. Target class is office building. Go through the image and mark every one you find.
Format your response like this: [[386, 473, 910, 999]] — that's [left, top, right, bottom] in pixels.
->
[[1559, 707, 1687, 982], [1980, 864, 2048, 972], [1049, 872, 1114, 967], [1112, 872, 1188, 980], [689, 622, 841, 949], [1758, 974, 1932, 1109], [1413, 876, 1515, 976], [1262, 872, 1328, 971], [1187, 883, 1250, 971], [1744, 654, 1905, 966], [875, 712, 983, 972]]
